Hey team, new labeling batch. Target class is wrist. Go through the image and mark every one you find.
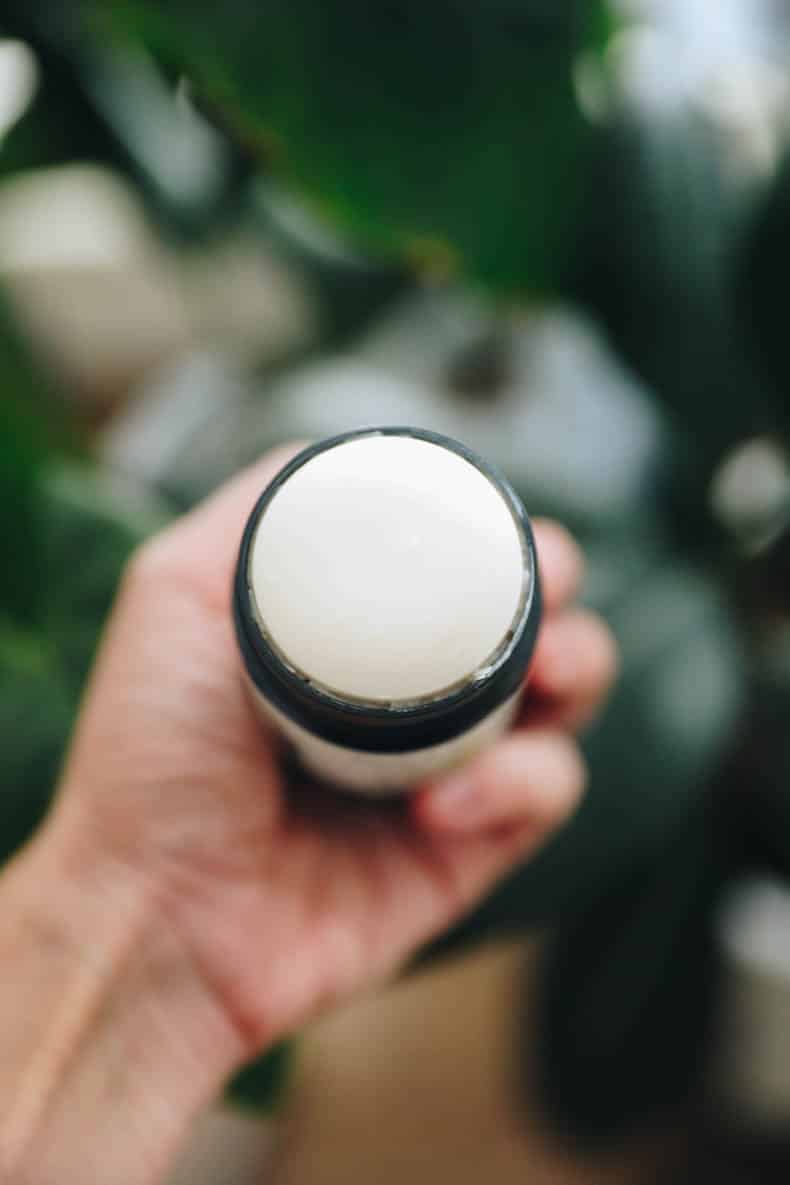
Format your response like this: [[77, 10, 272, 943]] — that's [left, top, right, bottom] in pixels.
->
[[0, 810, 246, 1185]]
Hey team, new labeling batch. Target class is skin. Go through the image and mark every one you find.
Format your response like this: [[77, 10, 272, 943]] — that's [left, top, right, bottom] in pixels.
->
[[0, 446, 617, 1185]]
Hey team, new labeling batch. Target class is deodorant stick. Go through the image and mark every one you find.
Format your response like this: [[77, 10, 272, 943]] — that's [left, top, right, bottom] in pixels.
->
[[233, 427, 541, 795]]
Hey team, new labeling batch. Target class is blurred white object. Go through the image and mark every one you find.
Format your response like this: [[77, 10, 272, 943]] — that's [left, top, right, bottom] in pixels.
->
[[102, 289, 665, 531], [710, 878, 790, 1129], [0, 165, 314, 406], [0, 165, 190, 401], [180, 233, 315, 366], [101, 351, 250, 488], [0, 39, 38, 140], [83, 48, 228, 215], [610, 0, 790, 184], [250, 291, 665, 533], [166, 1106, 276, 1185], [710, 436, 790, 550]]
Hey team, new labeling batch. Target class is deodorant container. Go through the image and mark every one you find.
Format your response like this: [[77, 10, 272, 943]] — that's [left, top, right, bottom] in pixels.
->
[[233, 427, 541, 795]]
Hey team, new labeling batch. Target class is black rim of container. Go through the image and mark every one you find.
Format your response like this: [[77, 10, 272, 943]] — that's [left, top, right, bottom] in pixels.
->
[[233, 427, 542, 753]]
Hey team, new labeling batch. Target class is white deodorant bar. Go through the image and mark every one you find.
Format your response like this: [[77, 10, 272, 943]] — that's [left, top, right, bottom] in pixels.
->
[[234, 429, 540, 795]]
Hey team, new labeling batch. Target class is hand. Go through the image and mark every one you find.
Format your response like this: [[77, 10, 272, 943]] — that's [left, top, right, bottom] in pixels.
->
[[2, 446, 616, 1183], [59, 442, 615, 1037]]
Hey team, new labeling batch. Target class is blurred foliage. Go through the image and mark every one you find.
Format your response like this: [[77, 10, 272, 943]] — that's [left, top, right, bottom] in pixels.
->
[[535, 793, 726, 1145], [740, 156, 790, 416], [728, 612, 790, 883], [0, 295, 78, 624], [1, 0, 790, 1140], [0, 465, 167, 860], [99, 0, 610, 295], [226, 1040, 293, 1111], [0, 1, 254, 242], [253, 182, 414, 348], [0, 619, 72, 862], [574, 4, 790, 542], [579, 107, 778, 480]]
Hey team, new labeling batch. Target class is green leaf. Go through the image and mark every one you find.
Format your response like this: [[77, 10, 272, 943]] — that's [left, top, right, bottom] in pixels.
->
[[253, 181, 413, 347], [0, 465, 168, 865], [38, 465, 169, 691], [225, 1041, 294, 1112], [534, 795, 726, 1143], [0, 299, 69, 627], [739, 155, 790, 437], [736, 632, 790, 880], [0, 619, 73, 863], [1, 1, 251, 243], [98, 0, 613, 295]]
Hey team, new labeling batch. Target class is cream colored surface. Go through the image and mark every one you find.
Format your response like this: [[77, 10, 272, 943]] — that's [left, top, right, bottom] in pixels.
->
[[249, 434, 527, 703], [272, 941, 658, 1185], [0, 166, 313, 405], [169, 941, 665, 1185]]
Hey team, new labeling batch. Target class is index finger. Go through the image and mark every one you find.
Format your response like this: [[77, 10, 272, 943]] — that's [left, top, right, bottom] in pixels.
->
[[155, 442, 308, 607]]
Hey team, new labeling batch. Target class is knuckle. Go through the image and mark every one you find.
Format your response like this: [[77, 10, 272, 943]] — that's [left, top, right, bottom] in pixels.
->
[[552, 738, 588, 816], [584, 612, 620, 685], [535, 519, 585, 569], [598, 630, 620, 690], [470, 731, 587, 831], [465, 752, 500, 807], [270, 440, 308, 466], [257, 441, 309, 484], [568, 609, 620, 686], [527, 731, 587, 825], [476, 734, 525, 797]]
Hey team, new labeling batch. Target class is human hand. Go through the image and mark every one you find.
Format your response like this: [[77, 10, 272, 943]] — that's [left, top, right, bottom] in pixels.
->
[[2, 445, 616, 1183], [60, 441, 615, 1035]]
